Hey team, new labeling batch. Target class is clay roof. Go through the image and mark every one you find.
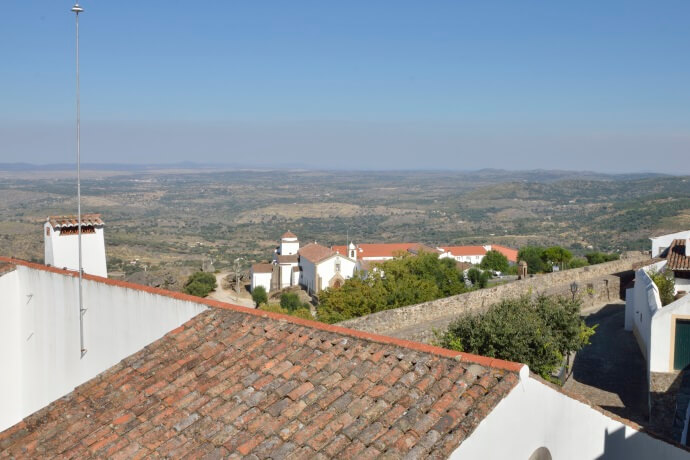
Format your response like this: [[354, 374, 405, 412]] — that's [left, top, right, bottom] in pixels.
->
[[667, 239, 690, 271], [252, 263, 274, 274], [441, 246, 487, 257], [281, 231, 298, 240], [0, 257, 523, 459], [489, 245, 518, 263], [333, 243, 420, 260], [0, 262, 16, 276], [276, 254, 299, 264], [299, 243, 335, 264], [48, 214, 104, 228], [406, 244, 442, 255]]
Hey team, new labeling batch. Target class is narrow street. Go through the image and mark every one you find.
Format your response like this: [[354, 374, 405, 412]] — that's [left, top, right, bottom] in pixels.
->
[[206, 272, 256, 309], [564, 302, 648, 426]]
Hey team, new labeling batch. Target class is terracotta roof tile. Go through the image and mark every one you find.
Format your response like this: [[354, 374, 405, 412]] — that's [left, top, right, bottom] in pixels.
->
[[667, 239, 690, 271], [282, 231, 298, 239], [48, 214, 104, 228], [332, 243, 420, 259], [252, 263, 274, 274], [0, 259, 522, 458], [489, 245, 519, 263], [299, 243, 335, 264]]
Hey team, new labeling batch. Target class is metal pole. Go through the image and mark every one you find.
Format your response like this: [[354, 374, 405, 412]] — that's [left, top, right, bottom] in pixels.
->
[[72, 2, 86, 358]]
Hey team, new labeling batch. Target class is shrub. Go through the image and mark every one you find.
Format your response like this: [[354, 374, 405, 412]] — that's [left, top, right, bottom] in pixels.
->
[[437, 295, 595, 378], [585, 252, 620, 265], [466, 267, 490, 288], [260, 303, 313, 320], [252, 286, 268, 306], [183, 271, 217, 297], [648, 269, 675, 306], [280, 292, 302, 312]]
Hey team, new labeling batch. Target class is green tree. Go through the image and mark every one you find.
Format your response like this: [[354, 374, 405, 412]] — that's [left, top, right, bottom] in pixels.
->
[[568, 258, 589, 269], [466, 267, 489, 288], [183, 271, 217, 297], [480, 250, 509, 273], [517, 246, 547, 274], [318, 252, 467, 323], [542, 246, 573, 271], [648, 269, 675, 306], [252, 286, 268, 306], [280, 292, 302, 312], [437, 295, 595, 378]]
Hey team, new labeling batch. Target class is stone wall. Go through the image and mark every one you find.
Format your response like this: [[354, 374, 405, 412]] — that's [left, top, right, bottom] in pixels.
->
[[339, 252, 650, 343], [650, 371, 682, 437]]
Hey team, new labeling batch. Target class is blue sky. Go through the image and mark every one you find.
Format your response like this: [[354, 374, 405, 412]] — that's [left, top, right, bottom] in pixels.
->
[[1, 1, 689, 173]]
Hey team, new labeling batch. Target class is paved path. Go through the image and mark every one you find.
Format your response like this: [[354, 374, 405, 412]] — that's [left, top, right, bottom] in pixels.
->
[[206, 272, 255, 309], [564, 302, 648, 426]]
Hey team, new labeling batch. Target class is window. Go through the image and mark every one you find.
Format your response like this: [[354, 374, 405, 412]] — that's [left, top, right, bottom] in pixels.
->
[[335, 262, 341, 273]]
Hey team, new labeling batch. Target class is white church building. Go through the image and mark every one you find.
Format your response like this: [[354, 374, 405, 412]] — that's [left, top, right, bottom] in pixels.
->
[[251, 232, 356, 295], [44, 214, 107, 278]]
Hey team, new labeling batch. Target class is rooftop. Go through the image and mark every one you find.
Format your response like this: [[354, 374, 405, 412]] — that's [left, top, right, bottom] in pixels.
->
[[276, 254, 299, 264], [441, 246, 487, 257], [667, 239, 690, 272], [299, 243, 336, 264], [252, 263, 274, 274], [48, 214, 104, 228], [0, 258, 522, 459], [281, 231, 298, 240], [332, 243, 420, 260]]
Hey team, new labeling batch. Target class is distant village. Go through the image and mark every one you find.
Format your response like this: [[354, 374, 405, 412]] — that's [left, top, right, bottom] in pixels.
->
[[250, 231, 519, 296]]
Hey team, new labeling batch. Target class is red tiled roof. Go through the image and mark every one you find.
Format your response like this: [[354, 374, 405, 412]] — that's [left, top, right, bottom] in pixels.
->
[[0, 262, 15, 276], [48, 214, 104, 228], [281, 231, 298, 240], [299, 243, 335, 264], [252, 263, 274, 274], [667, 239, 690, 271], [333, 243, 420, 260], [276, 254, 299, 264], [489, 245, 518, 263], [0, 256, 523, 459], [441, 246, 487, 257]]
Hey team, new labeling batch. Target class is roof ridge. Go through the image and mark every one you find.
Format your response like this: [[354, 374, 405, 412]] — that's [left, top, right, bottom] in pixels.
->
[[0, 256, 524, 374]]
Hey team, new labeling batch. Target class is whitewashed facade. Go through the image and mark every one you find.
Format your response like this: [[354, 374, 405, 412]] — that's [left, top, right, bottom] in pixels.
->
[[0, 261, 207, 432], [651, 230, 690, 257], [44, 215, 107, 278]]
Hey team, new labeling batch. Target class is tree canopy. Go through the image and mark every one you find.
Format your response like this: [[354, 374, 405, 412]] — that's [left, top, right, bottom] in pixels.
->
[[183, 271, 217, 297], [541, 246, 573, 270], [252, 286, 268, 306], [480, 250, 509, 273], [648, 269, 675, 306], [318, 252, 467, 323], [437, 295, 595, 378], [517, 246, 548, 274], [585, 252, 620, 265]]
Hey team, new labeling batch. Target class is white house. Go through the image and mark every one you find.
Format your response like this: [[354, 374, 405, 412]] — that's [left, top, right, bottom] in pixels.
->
[[299, 242, 356, 295], [44, 214, 107, 278], [250, 263, 273, 293], [439, 245, 488, 264], [651, 230, 690, 258]]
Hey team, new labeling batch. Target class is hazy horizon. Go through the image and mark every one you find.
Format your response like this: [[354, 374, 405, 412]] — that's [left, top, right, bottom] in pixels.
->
[[2, 2, 689, 174]]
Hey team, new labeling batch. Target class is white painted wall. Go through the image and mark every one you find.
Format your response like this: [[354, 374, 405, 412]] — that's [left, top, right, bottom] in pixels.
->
[[0, 270, 22, 431], [44, 222, 107, 278], [452, 373, 689, 460], [280, 238, 299, 256], [677, 278, 690, 294], [630, 264, 664, 365], [279, 264, 293, 288], [651, 230, 690, 257], [316, 255, 356, 291], [251, 271, 272, 293], [0, 265, 207, 432], [299, 257, 317, 294], [651, 293, 690, 373]]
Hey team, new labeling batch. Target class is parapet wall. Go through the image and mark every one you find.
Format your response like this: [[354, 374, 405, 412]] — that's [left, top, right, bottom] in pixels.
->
[[339, 253, 651, 343]]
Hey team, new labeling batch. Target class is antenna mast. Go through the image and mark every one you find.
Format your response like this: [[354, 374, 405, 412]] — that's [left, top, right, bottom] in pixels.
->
[[72, 1, 87, 358]]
